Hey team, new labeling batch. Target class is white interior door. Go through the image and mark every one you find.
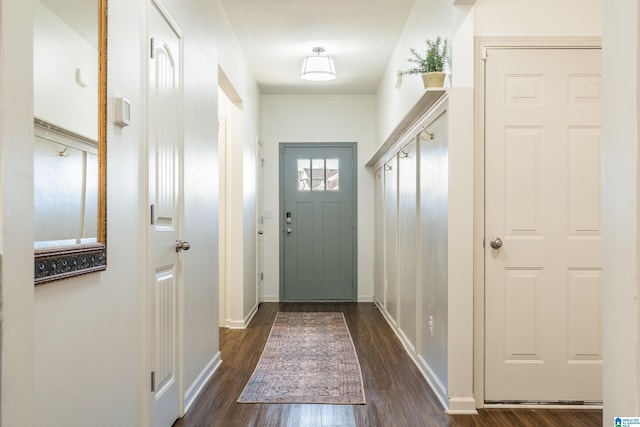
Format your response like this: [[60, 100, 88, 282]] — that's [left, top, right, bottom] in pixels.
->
[[484, 48, 602, 402], [256, 138, 264, 303], [148, 1, 183, 425]]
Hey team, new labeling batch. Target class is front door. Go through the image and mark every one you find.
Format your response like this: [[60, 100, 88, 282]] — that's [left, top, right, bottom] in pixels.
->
[[484, 47, 602, 402], [148, 1, 183, 425], [281, 143, 356, 301]]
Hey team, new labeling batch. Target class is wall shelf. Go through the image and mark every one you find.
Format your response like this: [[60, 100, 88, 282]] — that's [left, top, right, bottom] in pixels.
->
[[366, 88, 446, 168]]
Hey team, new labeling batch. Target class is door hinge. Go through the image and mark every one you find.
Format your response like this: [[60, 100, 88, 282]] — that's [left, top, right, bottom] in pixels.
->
[[151, 371, 156, 392], [481, 47, 488, 61], [150, 204, 155, 225], [150, 38, 155, 59], [260, 272, 264, 280], [482, 237, 485, 248]]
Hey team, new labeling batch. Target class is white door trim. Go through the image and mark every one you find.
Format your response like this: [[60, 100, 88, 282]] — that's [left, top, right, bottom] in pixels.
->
[[472, 36, 602, 408]]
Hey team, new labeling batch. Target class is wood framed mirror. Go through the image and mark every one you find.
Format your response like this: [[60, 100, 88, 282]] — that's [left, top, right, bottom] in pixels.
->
[[33, 0, 107, 285]]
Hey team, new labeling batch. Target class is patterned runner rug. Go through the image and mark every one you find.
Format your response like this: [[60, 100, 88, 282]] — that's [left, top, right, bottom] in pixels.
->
[[237, 312, 366, 404]]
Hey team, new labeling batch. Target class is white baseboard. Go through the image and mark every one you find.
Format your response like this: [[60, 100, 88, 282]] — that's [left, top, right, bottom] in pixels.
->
[[358, 295, 374, 302], [373, 300, 477, 414], [183, 351, 222, 414], [446, 396, 479, 414], [228, 302, 259, 329], [374, 299, 397, 328], [262, 295, 280, 302]]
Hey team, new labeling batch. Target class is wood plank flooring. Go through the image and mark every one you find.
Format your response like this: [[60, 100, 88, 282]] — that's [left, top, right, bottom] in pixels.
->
[[174, 302, 602, 427]]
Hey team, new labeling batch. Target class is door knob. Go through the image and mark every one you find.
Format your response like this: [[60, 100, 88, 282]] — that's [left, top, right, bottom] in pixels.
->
[[286, 228, 292, 234], [175, 240, 191, 252], [489, 237, 503, 249], [258, 231, 264, 235]]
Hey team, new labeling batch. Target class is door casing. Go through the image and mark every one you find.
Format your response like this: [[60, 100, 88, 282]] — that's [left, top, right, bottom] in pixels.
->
[[473, 36, 602, 408], [278, 142, 358, 302]]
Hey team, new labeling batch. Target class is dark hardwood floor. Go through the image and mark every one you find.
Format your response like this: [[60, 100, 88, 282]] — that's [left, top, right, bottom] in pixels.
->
[[174, 302, 602, 427]]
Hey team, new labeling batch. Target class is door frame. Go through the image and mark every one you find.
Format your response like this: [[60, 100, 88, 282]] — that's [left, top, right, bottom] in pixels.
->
[[473, 36, 602, 408], [145, 0, 185, 423], [278, 142, 358, 302]]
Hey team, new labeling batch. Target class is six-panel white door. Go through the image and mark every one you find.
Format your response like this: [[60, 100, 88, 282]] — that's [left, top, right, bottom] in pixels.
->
[[484, 48, 602, 402]]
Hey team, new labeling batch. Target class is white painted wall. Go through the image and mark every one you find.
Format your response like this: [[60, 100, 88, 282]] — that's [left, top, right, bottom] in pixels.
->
[[397, 141, 418, 346], [418, 110, 449, 397], [0, 0, 36, 425], [215, 8, 261, 328], [261, 94, 376, 302], [602, 1, 640, 422], [33, 0, 148, 422], [28, 0, 259, 426], [473, 0, 601, 36], [376, 0, 452, 148]]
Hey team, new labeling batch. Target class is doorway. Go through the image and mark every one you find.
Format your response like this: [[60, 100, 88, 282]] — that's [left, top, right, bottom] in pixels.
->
[[217, 77, 244, 327], [480, 43, 602, 403], [279, 143, 357, 301]]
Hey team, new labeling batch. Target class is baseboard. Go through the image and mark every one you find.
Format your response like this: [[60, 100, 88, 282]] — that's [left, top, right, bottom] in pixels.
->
[[358, 295, 374, 302], [446, 396, 478, 414], [415, 354, 449, 411], [183, 351, 222, 414], [374, 299, 397, 328], [262, 295, 280, 303], [228, 302, 259, 329], [374, 300, 477, 414], [244, 302, 259, 326]]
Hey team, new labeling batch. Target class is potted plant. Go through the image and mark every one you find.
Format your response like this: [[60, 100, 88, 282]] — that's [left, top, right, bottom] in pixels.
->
[[400, 36, 449, 89]]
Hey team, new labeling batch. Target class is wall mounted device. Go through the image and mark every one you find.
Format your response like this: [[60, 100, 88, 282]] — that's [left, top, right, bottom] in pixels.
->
[[114, 97, 131, 127]]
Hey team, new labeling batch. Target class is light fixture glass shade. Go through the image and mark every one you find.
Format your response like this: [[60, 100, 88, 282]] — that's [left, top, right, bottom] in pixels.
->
[[300, 55, 336, 81]]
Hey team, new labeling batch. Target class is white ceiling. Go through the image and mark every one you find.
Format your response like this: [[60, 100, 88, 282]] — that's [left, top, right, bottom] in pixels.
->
[[219, 0, 417, 95]]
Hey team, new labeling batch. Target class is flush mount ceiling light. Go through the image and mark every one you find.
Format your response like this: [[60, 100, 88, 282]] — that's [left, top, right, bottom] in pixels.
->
[[300, 47, 336, 82]]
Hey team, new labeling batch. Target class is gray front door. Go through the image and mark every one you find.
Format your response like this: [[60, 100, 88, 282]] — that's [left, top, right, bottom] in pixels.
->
[[280, 143, 356, 301]]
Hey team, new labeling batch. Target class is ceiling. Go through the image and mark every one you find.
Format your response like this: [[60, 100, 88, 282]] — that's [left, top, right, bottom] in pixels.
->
[[219, 0, 417, 95]]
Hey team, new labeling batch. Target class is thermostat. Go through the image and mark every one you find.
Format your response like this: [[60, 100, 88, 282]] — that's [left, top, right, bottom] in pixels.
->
[[114, 97, 131, 127]]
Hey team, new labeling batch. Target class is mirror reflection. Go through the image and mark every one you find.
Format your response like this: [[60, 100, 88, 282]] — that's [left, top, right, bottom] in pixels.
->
[[33, 0, 106, 284], [34, 120, 98, 248]]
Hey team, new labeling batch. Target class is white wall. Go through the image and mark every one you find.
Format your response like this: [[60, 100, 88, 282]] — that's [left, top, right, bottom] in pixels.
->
[[33, 0, 148, 423], [261, 94, 376, 301], [0, 0, 36, 425], [376, 0, 452, 148], [28, 1, 260, 426], [473, 0, 601, 36], [602, 1, 640, 422], [215, 11, 262, 328]]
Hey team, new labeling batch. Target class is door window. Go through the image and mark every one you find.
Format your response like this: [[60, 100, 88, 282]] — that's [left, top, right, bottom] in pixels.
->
[[297, 158, 340, 191]]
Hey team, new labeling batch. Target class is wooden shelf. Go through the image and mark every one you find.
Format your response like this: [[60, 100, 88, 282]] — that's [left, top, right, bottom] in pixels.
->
[[366, 88, 446, 168]]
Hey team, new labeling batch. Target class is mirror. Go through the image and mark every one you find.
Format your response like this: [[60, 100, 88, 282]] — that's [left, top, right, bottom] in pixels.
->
[[33, 0, 107, 285]]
